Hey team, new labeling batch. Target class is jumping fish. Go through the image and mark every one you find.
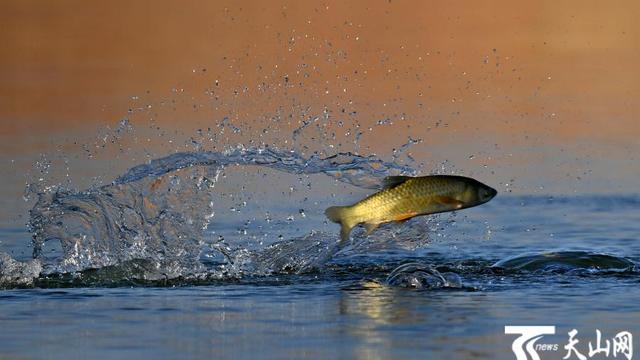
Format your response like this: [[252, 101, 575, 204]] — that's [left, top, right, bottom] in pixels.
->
[[325, 175, 497, 243]]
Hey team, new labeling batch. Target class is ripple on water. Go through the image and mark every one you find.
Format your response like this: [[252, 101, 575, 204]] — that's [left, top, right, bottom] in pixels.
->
[[385, 262, 463, 289], [492, 250, 636, 273]]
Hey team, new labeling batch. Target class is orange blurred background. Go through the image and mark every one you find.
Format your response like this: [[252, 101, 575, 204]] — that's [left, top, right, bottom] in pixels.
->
[[0, 0, 638, 225]]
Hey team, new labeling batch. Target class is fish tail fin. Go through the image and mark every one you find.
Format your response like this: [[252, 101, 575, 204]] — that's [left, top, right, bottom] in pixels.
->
[[325, 206, 358, 244]]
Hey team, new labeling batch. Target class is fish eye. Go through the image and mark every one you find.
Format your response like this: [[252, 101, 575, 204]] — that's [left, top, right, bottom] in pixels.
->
[[479, 187, 497, 200]]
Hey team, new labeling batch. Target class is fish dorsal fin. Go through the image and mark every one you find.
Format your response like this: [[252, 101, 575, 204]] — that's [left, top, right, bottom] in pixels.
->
[[382, 176, 412, 189]]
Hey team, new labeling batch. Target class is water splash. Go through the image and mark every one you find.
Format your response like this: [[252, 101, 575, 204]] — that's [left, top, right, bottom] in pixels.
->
[[10, 147, 418, 286], [385, 262, 463, 289], [0, 252, 42, 287], [115, 146, 414, 188]]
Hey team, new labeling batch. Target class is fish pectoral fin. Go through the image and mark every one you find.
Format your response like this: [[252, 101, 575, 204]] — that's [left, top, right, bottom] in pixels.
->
[[339, 222, 356, 245], [393, 212, 418, 222], [363, 222, 379, 236], [381, 176, 412, 189], [434, 196, 465, 209]]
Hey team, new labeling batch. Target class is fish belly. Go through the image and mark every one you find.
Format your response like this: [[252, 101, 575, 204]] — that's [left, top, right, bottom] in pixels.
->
[[356, 187, 429, 224]]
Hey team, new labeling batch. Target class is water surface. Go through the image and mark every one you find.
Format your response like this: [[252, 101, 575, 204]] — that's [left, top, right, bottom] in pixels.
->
[[0, 149, 638, 359]]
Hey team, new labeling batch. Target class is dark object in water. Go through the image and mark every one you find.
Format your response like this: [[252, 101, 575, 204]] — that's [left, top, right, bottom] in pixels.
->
[[492, 251, 636, 272]]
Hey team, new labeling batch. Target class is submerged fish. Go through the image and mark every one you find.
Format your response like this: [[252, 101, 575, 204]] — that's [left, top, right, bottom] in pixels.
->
[[325, 175, 497, 243]]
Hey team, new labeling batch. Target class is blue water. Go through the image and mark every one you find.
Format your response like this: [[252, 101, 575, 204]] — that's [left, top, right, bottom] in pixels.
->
[[0, 150, 638, 359]]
